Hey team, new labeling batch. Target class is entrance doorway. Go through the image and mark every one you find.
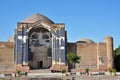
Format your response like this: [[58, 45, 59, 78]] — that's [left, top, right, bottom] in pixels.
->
[[37, 61, 43, 68]]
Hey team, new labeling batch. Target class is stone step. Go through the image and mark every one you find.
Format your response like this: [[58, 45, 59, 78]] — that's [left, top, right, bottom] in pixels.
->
[[28, 73, 62, 78], [29, 69, 51, 73]]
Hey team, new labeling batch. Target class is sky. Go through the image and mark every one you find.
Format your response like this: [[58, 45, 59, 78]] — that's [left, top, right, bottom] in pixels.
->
[[0, 0, 120, 49]]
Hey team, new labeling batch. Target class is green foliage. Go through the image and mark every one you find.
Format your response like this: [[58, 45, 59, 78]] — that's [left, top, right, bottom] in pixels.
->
[[108, 68, 113, 72], [85, 68, 89, 73], [61, 69, 66, 74], [114, 46, 120, 71], [114, 46, 120, 57], [112, 69, 117, 73], [108, 68, 116, 73], [15, 70, 21, 77], [67, 52, 80, 69], [16, 70, 21, 74], [67, 52, 80, 64]]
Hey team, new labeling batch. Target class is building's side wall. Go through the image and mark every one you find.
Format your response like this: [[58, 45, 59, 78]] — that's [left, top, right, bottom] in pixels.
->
[[76, 43, 97, 71], [55, 25, 66, 64], [97, 43, 107, 71], [104, 36, 114, 69], [66, 43, 76, 69], [0, 42, 14, 71], [67, 43, 76, 53], [69, 37, 113, 72]]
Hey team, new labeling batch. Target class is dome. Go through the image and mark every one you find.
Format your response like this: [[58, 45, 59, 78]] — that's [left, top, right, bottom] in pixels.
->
[[77, 38, 94, 44], [22, 13, 54, 24]]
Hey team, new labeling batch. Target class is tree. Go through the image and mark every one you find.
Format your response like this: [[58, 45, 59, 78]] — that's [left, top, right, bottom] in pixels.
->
[[61, 69, 66, 78], [108, 68, 116, 76], [85, 68, 89, 76], [67, 52, 80, 69], [114, 46, 120, 71], [16, 70, 21, 77]]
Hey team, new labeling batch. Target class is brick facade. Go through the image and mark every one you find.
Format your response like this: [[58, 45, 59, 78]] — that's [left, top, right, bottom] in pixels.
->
[[0, 14, 114, 74], [67, 37, 113, 72]]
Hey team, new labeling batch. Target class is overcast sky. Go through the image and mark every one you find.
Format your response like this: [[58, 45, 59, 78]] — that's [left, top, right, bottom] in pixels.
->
[[0, 0, 120, 48]]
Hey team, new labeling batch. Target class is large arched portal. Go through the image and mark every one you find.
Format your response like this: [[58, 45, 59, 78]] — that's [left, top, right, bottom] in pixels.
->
[[14, 13, 67, 72], [28, 26, 52, 69]]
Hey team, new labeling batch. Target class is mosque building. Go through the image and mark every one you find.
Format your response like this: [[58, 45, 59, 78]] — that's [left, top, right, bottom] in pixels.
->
[[0, 13, 114, 74]]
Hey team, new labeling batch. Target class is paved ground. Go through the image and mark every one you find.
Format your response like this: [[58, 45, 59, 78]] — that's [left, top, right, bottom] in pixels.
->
[[0, 75, 120, 80], [63, 75, 120, 80], [0, 78, 60, 80], [0, 76, 61, 80]]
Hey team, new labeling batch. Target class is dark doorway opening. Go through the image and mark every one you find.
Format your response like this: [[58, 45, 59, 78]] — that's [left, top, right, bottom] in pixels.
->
[[37, 61, 43, 68]]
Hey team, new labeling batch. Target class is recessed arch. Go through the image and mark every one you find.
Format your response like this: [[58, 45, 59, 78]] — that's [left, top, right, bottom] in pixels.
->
[[28, 26, 53, 69]]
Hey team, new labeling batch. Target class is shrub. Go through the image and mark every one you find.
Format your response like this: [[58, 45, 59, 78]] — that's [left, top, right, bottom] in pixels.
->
[[108, 68, 116, 73], [61, 69, 66, 74], [85, 68, 89, 73]]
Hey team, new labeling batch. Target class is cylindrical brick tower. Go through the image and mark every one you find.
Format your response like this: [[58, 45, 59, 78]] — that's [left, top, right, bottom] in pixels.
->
[[104, 36, 113, 69]]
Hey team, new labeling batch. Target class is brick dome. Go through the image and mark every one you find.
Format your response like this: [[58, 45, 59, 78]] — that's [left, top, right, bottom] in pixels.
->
[[77, 38, 94, 43], [22, 13, 54, 24]]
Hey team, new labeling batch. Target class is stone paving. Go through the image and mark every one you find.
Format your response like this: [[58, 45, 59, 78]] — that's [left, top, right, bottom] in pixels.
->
[[0, 75, 120, 80], [0, 77, 60, 80], [63, 75, 120, 80]]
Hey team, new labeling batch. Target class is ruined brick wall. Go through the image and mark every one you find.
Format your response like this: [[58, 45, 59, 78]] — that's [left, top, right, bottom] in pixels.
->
[[66, 42, 76, 69], [97, 42, 107, 71], [64, 37, 113, 72], [67, 42, 76, 53], [104, 36, 113, 69], [0, 42, 14, 69], [76, 43, 97, 69]]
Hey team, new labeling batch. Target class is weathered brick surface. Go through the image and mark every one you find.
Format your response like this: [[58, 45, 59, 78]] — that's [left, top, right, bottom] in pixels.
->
[[67, 43, 76, 53], [14, 64, 29, 72], [50, 64, 68, 71], [76, 43, 97, 70], [0, 42, 14, 71], [0, 36, 113, 73], [67, 37, 113, 72]]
